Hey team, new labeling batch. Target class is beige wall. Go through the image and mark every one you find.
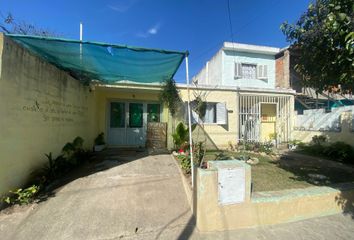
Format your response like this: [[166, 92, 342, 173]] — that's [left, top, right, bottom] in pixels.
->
[[176, 87, 295, 149], [178, 88, 238, 149], [0, 34, 96, 196], [293, 112, 354, 146]]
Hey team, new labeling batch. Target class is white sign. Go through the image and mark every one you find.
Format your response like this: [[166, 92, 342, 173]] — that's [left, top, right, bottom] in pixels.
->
[[218, 167, 245, 205]]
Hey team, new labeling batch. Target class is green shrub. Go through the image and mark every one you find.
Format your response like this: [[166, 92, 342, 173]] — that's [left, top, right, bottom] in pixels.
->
[[311, 135, 327, 145], [237, 141, 274, 154], [172, 122, 196, 149], [32, 153, 69, 185], [177, 155, 191, 174], [301, 144, 326, 155], [259, 142, 274, 154], [73, 136, 84, 150], [2, 185, 40, 205], [94, 132, 105, 145], [62, 136, 88, 165], [289, 139, 302, 146], [323, 141, 354, 163]]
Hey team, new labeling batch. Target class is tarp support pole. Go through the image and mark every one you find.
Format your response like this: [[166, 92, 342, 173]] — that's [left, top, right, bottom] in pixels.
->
[[186, 55, 194, 188], [80, 22, 83, 41]]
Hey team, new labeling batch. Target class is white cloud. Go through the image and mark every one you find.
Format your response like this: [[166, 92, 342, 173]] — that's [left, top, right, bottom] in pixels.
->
[[108, 0, 137, 13], [137, 23, 161, 38]]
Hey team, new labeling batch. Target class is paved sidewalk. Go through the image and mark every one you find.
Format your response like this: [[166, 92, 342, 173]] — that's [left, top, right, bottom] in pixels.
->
[[196, 213, 354, 240], [0, 150, 195, 240]]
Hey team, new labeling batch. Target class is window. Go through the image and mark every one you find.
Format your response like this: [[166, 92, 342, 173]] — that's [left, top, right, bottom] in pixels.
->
[[147, 104, 160, 122], [235, 62, 268, 81], [204, 103, 217, 123], [186, 102, 227, 125], [129, 103, 143, 128], [241, 64, 257, 79], [110, 102, 125, 128], [257, 65, 268, 80]]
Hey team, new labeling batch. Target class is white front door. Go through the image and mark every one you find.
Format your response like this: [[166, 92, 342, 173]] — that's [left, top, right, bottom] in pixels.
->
[[108, 101, 160, 147], [108, 102, 126, 146]]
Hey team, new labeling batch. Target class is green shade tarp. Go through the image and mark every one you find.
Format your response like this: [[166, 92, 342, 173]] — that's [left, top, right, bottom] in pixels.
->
[[7, 34, 187, 84]]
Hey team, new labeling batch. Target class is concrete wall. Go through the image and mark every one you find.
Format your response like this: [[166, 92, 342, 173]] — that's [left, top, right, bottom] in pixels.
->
[[192, 49, 222, 86], [195, 162, 354, 232], [222, 50, 276, 89], [293, 111, 354, 146], [294, 107, 354, 131], [0, 34, 97, 196]]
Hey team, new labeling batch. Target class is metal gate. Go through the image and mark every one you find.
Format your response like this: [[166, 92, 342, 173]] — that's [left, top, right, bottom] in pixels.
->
[[238, 94, 292, 143]]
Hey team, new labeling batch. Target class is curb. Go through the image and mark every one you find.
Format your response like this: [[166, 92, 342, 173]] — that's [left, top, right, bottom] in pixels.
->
[[170, 154, 193, 212]]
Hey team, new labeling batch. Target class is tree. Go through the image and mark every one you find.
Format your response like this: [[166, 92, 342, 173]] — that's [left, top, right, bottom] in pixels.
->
[[281, 0, 354, 93], [0, 12, 57, 37]]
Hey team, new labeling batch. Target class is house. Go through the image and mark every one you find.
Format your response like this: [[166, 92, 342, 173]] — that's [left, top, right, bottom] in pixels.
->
[[275, 47, 354, 112], [275, 47, 354, 146], [185, 42, 295, 148], [0, 33, 186, 196], [0, 33, 295, 196]]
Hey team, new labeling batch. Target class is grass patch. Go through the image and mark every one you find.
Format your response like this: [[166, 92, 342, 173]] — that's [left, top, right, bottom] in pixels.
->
[[204, 150, 354, 192]]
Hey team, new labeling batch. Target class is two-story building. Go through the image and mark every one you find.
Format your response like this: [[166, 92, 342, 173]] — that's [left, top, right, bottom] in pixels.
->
[[180, 42, 295, 148]]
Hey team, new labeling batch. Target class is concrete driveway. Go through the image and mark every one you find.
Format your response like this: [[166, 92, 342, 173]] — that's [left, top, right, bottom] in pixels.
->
[[0, 150, 195, 240]]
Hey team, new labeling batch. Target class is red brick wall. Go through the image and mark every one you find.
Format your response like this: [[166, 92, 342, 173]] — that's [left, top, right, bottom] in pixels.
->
[[275, 56, 285, 88]]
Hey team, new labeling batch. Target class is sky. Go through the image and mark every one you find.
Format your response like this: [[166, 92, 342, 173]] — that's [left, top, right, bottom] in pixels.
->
[[0, 0, 311, 83]]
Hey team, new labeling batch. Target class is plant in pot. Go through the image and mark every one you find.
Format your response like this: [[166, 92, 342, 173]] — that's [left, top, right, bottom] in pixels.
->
[[94, 132, 106, 152]]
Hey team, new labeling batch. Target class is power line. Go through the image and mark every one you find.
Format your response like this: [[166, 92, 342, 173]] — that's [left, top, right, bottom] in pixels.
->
[[188, 0, 283, 78], [227, 0, 235, 43]]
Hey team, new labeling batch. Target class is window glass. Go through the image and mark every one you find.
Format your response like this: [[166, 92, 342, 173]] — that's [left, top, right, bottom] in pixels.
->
[[110, 102, 125, 128], [241, 64, 257, 79], [204, 103, 217, 123], [129, 103, 143, 128], [147, 104, 160, 122]]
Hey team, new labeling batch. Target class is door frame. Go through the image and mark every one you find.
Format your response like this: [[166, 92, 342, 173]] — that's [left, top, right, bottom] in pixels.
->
[[259, 102, 278, 142], [106, 98, 162, 147]]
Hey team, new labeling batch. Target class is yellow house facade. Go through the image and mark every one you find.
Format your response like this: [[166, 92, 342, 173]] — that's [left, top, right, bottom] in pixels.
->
[[0, 34, 295, 197], [178, 85, 294, 149]]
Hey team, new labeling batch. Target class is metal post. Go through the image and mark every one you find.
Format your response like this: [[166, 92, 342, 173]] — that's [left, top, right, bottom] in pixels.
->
[[80, 22, 83, 41], [79, 22, 83, 83], [186, 55, 194, 188]]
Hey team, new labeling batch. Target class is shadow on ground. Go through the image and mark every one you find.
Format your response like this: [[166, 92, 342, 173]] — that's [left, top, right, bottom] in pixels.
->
[[276, 151, 354, 219], [34, 148, 155, 205]]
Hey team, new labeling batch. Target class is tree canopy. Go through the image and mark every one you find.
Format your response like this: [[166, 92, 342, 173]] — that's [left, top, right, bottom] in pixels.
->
[[281, 0, 354, 93]]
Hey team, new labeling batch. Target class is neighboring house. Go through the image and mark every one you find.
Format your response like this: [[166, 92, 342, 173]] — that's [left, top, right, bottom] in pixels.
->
[[189, 42, 295, 147], [276, 47, 354, 146], [275, 47, 354, 113]]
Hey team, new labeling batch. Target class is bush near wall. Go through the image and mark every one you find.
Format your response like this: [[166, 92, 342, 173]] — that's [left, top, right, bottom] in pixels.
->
[[1, 136, 93, 207], [298, 135, 354, 164]]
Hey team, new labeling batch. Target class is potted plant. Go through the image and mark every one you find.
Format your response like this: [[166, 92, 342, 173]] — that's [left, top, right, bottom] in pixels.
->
[[94, 132, 106, 152]]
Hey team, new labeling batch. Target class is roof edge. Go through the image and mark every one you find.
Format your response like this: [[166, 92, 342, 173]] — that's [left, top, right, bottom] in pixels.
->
[[223, 42, 280, 55]]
